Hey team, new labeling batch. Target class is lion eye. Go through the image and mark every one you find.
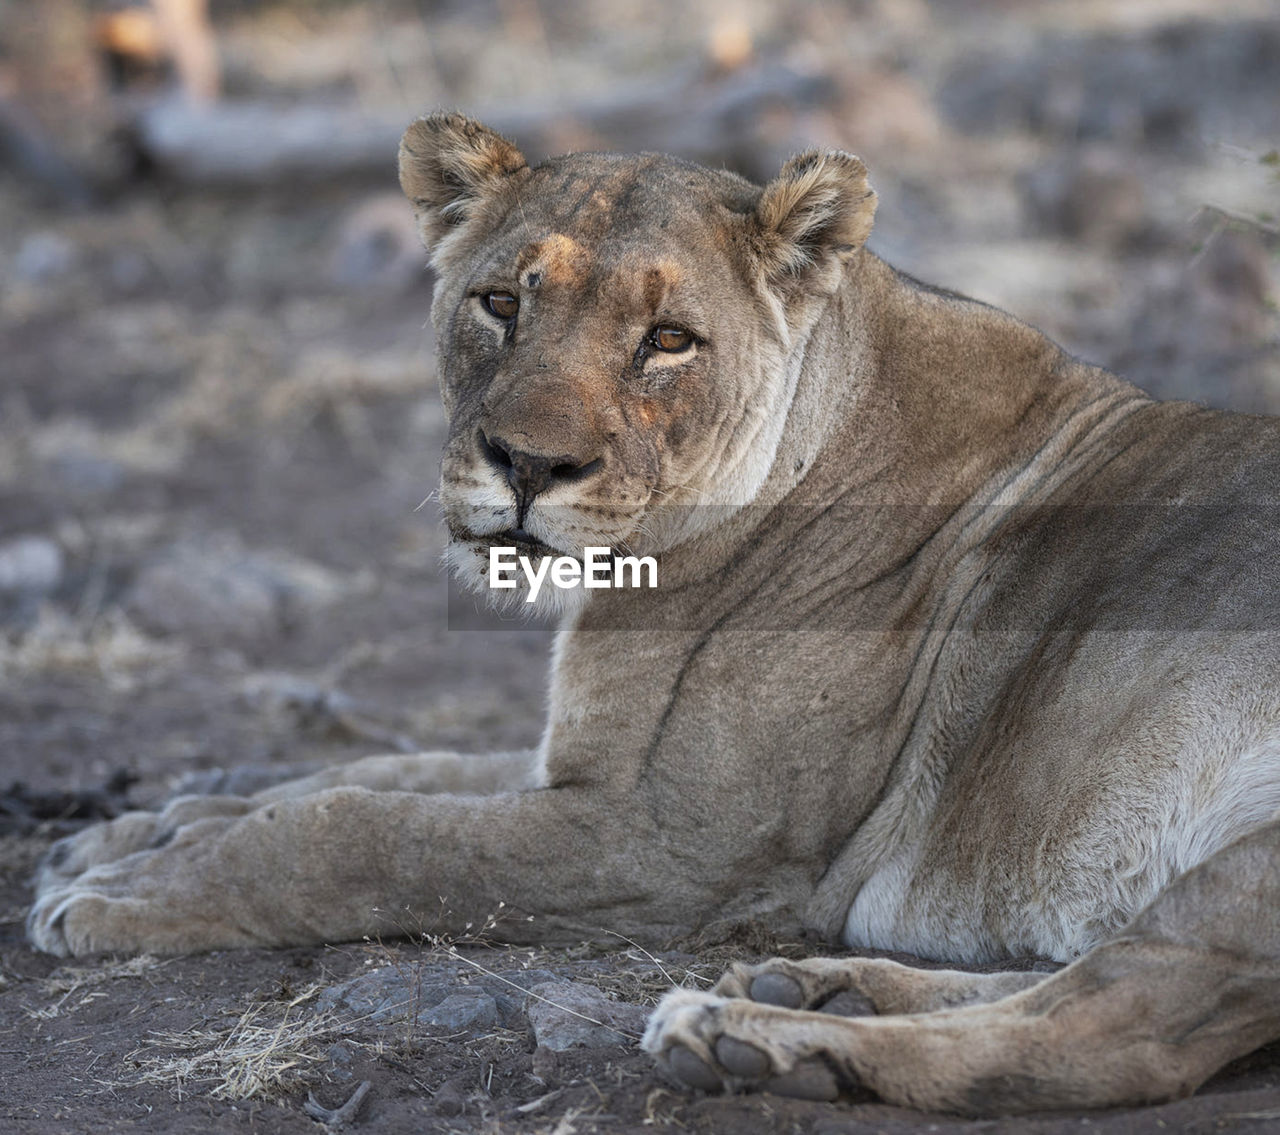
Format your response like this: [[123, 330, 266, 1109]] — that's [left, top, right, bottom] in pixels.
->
[[483, 291, 519, 320], [651, 326, 693, 353]]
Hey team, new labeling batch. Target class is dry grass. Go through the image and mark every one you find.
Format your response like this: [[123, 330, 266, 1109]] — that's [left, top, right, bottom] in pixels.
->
[[0, 605, 183, 688], [125, 985, 353, 1101], [40, 952, 170, 996], [571, 955, 713, 1011], [30, 954, 171, 1020]]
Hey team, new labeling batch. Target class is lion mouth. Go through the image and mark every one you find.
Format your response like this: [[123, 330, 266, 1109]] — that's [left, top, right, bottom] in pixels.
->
[[452, 525, 564, 559], [495, 527, 559, 557]]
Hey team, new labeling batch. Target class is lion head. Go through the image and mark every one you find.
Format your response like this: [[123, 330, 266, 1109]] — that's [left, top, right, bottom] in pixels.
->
[[399, 113, 876, 615]]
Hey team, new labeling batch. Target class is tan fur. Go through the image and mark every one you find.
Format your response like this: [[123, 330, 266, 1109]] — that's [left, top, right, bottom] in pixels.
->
[[516, 232, 592, 288], [28, 115, 1280, 1115]]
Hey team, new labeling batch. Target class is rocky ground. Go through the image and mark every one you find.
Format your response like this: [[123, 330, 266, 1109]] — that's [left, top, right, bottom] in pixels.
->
[[2, 1, 1279, 1132]]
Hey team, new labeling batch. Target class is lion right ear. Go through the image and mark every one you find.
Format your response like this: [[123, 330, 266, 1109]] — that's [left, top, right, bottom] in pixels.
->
[[750, 150, 877, 291], [399, 113, 528, 256]]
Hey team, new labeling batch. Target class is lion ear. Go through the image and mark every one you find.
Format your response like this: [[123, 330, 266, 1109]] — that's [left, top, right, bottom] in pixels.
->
[[750, 150, 876, 286], [399, 113, 528, 254]]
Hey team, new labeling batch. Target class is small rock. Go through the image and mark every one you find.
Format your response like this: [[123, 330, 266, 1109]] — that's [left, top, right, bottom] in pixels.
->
[[433, 1077, 467, 1117], [420, 989, 498, 1031], [526, 981, 650, 1051], [314, 964, 560, 1032], [531, 1044, 559, 1086], [325, 1042, 353, 1081], [480, 969, 560, 1025], [315, 966, 435, 1023]]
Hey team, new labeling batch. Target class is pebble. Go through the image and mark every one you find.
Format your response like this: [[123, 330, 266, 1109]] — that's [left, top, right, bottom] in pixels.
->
[[526, 980, 650, 1051], [325, 1042, 353, 1081], [419, 989, 499, 1031], [315, 963, 559, 1031]]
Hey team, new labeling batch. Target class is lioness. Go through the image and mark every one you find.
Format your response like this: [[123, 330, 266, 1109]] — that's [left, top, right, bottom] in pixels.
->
[[27, 114, 1280, 1115]]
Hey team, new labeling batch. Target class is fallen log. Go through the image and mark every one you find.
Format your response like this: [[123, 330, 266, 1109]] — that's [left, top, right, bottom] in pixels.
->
[[133, 60, 835, 184]]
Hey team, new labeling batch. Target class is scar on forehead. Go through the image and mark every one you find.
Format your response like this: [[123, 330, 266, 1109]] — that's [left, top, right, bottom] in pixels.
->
[[641, 260, 683, 311], [517, 233, 591, 288]]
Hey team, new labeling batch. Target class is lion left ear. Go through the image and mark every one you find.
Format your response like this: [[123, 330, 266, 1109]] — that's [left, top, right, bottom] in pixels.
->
[[398, 113, 529, 257], [750, 150, 877, 287]]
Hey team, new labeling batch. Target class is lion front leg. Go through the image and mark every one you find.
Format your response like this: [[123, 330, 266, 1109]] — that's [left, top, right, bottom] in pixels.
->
[[27, 782, 686, 958], [649, 818, 1280, 1114], [34, 794, 256, 894], [250, 748, 541, 801], [33, 749, 540, 897]]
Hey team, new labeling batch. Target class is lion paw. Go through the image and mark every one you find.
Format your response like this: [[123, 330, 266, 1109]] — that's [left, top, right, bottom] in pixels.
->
[[35, 812, 159, 895], [34, 795, 253, 896], [27, 882, 120, 957], [713, 957, 878, 1016], [27, 813, 251, 957], [643, 990, 847, 1101]]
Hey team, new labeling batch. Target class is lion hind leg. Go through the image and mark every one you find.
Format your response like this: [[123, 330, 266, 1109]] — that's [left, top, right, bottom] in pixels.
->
[[649, 819, 1280, 1114]]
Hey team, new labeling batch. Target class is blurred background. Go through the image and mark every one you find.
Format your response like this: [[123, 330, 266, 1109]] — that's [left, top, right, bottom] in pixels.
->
[[0, 0, 1277, 810]]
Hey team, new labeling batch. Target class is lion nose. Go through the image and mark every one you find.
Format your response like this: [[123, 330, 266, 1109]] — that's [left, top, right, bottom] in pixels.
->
[[478, 432, 602, 524]]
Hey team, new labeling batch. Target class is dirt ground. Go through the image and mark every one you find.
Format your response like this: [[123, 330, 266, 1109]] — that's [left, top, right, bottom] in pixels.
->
[[2, 1, 1279, 1132]]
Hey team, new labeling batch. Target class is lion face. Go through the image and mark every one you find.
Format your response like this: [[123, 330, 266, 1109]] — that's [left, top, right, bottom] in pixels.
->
[[399, 115, 876, 614]]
